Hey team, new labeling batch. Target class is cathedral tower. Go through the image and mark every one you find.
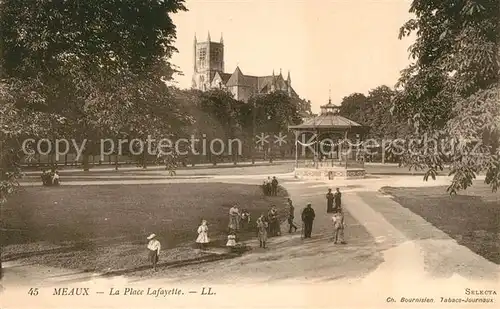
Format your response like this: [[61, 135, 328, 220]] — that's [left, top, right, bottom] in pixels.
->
[[192, 32, 225, 90]]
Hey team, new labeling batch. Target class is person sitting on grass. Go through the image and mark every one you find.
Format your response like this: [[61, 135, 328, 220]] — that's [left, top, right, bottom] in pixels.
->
[[331, 211, 347, 245], [52, 170, 60, 185], [226, 234, 237, 247], [196, 219, 210, 250], [146, 233, 161, 272], [226, 233, 246, 253], [41, 169, 50, 186]]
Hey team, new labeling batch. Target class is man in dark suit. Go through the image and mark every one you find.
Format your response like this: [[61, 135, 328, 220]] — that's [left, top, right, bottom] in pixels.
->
[[326, 189, 334, 213], [334, 188, 342, 212], [271, 176, 279, 196], [287, 198, 298, 233], [301, 203, 315, 238]]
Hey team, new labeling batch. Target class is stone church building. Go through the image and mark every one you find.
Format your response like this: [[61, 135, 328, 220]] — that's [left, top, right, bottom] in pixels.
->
[[191, 33, 298, 102]]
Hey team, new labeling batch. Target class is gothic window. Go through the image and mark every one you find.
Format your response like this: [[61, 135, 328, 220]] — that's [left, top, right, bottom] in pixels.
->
[[198, 48, 206, 61], [211, 48, 220, 61]]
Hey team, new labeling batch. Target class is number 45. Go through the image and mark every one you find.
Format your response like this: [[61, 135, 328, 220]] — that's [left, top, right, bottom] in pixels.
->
[[28, 288, 39, 296]]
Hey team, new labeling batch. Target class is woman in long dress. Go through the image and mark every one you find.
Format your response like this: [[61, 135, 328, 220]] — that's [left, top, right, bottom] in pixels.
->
[[256, 215, 268, 248], [196, 219, 210, 249], [228, 205, 240, 232], [268, 206, 281, 236]]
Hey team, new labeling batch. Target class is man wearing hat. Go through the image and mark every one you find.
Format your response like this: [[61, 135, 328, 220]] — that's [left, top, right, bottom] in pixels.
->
[[147, 233, 161, 271], [326, 188, 334, 213], [301, 203, 316, 238]]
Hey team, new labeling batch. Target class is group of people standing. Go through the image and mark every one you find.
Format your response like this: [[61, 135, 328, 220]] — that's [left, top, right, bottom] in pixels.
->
[[194, 205, 252, 252], [145, 185, 347, 272], [228, 205, 251, 232], [255, 205, 282, 248], [262, 176, 279, 196], [326, 188, 342, 213], [326, 188, 346, 244], [288, 188, 346, 243]]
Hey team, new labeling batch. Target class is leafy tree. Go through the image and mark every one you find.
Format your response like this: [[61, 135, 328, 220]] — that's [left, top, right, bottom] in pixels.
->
[[294, 97, 313, 119], [0, 80, 66, 281], [249, 91, 303, 162], [339, 93, 369, 125], [0, 0, 187, 277], [0, 0, 187, 170], [196, 89, 240, 164], [392, 0, 499, 193], [365, 85, 408, 139]]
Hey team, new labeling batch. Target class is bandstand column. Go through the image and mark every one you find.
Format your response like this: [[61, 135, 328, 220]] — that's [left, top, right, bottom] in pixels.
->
[[344, 130, 348, 169], [315, 129, 319, 168], [338, 132, 342, 164], [294, 131, 298, 168]]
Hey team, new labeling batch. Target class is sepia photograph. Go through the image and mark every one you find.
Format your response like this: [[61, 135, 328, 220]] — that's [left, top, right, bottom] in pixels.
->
[[0, 0, 499, 308]]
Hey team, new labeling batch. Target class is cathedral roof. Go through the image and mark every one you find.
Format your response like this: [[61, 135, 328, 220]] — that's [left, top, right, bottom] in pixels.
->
[[221, 68, 298, 96], [218, 72, 232, 83], [256, 76, 275, 91], [226, 67, 245, 86]]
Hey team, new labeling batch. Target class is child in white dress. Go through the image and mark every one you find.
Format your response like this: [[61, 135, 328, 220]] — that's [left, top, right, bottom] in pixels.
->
[[226, 234, 237, 247], [196, 219, 210, 249]]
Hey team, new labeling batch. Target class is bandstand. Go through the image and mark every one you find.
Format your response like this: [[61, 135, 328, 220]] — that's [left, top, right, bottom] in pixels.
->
[[289, 99, 367, 180]]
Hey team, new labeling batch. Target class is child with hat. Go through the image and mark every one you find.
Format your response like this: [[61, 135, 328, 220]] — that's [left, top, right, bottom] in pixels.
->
[[146, 233, 161, 271]]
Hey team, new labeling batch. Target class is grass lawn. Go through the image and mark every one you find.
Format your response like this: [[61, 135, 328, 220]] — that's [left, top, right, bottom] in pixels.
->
[[2, 183, 288, 273], [381, 182, 499, 264]]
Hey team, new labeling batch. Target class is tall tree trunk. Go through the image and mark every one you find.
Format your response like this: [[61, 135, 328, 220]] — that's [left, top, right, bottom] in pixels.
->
[[269, 135, 273, 163], [0, 244, 3, 283], [83, 154, 90, 171], [142, 152, 147, 169]]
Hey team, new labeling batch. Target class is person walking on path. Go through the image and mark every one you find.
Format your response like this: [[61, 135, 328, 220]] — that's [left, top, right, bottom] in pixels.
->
[[146, 234, 161, 272], [256, 214, 268, 248], [333, 188, 342, 212], [331, 211, 347, 244], [326, 189, 334, 213], [287, 198, 298, 233], [196, 219, 210, 249], [301, 203, 315, 238]]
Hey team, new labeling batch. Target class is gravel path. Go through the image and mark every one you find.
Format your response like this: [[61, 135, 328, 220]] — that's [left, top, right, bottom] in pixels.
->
[[3, 172, 498, 309]]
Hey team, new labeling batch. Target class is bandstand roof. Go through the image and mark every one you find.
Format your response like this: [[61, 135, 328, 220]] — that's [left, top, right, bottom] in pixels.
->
[[288, 100, 363, 131]]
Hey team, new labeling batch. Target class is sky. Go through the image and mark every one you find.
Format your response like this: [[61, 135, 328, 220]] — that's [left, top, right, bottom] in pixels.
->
[[170, 0, 415, 113]]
